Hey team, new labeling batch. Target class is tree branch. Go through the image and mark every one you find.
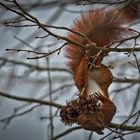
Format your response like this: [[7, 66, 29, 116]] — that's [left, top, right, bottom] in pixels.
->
[[52, 123, 140, 140], [0, 91, 63, 108], [113, 77, 140, 83], [0, 57, 71, 73]]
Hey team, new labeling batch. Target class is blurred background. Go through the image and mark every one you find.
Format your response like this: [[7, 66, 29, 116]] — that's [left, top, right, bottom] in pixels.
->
[[0, 0, 140, 140]]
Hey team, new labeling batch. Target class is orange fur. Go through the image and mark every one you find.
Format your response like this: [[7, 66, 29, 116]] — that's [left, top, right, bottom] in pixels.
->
[[66, 10, 128, 74], [66, 1, 140, 75]]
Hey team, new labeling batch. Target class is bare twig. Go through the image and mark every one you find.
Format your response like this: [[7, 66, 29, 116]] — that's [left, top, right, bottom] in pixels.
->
[[0, 105, 41, 127], [0, 91, 63, 108], [47, 58, 54, 139], [0, 57, 71, 73]]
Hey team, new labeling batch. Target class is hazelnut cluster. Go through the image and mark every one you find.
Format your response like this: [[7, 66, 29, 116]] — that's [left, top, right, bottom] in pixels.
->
[[60, 94, 102, 125]]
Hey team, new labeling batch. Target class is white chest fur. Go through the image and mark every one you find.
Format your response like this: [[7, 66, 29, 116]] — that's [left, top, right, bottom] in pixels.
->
[[87, 78, 105, 97]]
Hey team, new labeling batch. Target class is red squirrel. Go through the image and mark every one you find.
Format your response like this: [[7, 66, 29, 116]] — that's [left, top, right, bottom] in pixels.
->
[[60, 1, 140, 134]]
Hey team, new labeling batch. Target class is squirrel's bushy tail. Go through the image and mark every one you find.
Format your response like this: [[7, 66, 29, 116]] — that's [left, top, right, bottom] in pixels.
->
[[66, 1, 140, 73]]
